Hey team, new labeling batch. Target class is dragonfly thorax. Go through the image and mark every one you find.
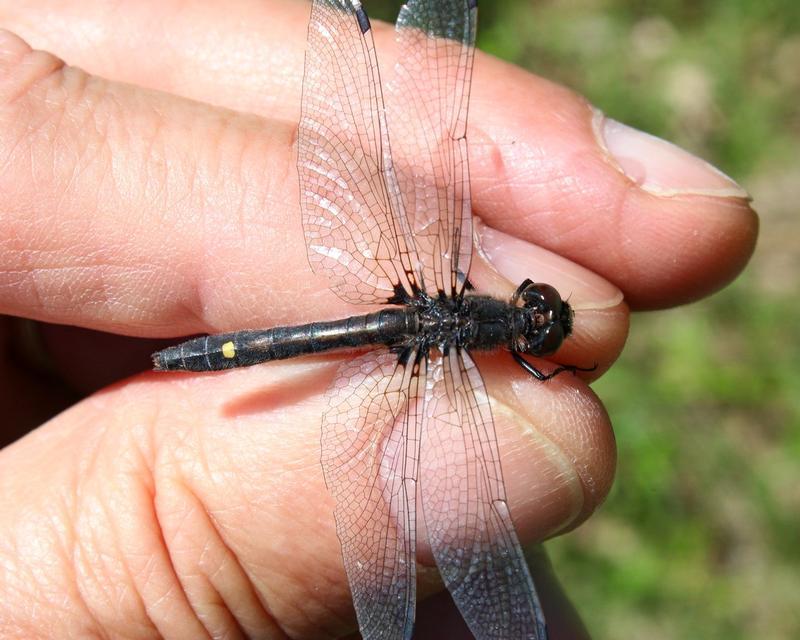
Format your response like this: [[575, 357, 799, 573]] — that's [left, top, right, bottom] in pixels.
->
[[409, 283, 574, 358], [412, 293, 518, 353]]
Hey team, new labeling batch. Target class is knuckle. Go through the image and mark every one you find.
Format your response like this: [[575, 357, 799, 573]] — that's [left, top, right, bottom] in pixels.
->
[[0, 31, 65, 106], [0, 33, 78, 188]]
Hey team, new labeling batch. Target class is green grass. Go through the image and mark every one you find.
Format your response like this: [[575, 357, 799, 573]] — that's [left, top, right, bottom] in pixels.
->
[[370, 1, 800, 637], [551, 281, 800, 639], [476, 1, 800, 638]]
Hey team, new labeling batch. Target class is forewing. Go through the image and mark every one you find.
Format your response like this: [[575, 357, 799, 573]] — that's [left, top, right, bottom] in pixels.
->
[[421, 347, 548, 640], [321, 348, 425, 640], [299, 0, 421, 305], [388, 0, 478, 298]]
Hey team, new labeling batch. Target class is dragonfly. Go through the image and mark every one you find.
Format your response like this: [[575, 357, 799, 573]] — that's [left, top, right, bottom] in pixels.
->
[[153, 1, 592, 637]]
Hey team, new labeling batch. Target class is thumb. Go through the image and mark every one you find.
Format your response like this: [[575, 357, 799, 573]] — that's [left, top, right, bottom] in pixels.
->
[[0, 349, 613, 637]]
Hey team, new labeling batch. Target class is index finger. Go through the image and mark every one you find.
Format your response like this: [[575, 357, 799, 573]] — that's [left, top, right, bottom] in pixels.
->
[[0, 0, 758, 309]]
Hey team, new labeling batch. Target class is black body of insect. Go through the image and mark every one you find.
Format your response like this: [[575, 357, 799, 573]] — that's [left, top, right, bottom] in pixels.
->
[[152, 1, 593, 638], [152, 279, 576, 380]]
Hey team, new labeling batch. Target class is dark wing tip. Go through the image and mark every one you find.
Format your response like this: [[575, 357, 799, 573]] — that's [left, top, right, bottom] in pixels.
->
[[355, 6, 370, 33]]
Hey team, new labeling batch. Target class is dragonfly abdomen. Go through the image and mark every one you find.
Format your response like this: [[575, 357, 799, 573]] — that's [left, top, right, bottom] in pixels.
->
[[152, 308, 417, 372]]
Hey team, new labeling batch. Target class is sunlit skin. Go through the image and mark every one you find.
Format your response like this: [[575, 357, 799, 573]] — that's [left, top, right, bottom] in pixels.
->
[[0, 1, 757, 638]]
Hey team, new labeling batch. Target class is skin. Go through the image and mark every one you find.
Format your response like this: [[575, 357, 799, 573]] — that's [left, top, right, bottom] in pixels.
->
[[0, 1, 757, 638]]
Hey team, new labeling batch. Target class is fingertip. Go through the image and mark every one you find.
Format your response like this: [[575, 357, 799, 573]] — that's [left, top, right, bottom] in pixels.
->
[[480, 357, 617, 543], [474, 221, 624, 311], [469, 222, 630, 375], [615, 193, 759, 309], [594, 109, 750, 200], [469, 58, 758, 310], [523, 378, 616, 533]]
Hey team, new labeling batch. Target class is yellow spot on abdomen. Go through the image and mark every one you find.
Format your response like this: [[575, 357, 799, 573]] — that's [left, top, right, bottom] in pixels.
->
[[221, 341, 236, 359]]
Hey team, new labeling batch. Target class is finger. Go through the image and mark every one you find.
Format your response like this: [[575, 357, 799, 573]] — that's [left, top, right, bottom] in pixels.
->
[[0, 354, 613, 636], [0, 1, 758, 309], [0, 31, 299, 332], [0, 0, 309, 119], [0, 31, 625, 375]]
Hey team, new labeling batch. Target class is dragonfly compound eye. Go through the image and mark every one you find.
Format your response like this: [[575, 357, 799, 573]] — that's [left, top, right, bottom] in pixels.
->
[[522, 283, 563, 316], [533, 323, 565, 357]]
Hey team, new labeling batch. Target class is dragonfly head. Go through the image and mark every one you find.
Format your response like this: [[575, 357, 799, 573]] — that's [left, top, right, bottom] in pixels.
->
[[511, 281, 574, 357]]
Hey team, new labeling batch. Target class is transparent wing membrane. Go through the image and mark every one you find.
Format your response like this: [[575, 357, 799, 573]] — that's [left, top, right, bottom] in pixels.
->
[[321, 349, 425, 639], [300, 1, 548, 638], [388, 0, 477, 298], [299, 0, 421, 304], [422, 348, 547, 639], [298, 0, 478, 303]]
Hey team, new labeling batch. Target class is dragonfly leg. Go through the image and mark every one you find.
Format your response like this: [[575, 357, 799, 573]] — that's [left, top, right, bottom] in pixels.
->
[[512, 351, 597, 381]]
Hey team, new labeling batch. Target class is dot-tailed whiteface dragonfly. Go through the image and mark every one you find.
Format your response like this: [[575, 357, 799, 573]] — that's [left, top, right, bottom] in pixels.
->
[[152, 1, 593, 638]]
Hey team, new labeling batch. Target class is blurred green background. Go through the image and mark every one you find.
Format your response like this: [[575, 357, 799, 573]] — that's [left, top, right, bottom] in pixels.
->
[[372, 1, 800, 638]]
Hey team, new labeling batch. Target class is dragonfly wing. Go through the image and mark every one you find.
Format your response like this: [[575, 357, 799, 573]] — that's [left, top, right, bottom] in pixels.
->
[[321, 348, 426, 640], [421, 347, 548, 640], [299, 1, 422, 305], [388, 0, 478, 298]]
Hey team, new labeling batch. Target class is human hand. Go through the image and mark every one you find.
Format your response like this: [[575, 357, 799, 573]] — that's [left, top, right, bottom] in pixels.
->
[[0, 1, 756, 638]]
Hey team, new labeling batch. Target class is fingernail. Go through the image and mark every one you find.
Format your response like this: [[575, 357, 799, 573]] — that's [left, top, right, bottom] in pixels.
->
[[492, 398, 586, 539], [475, 221, 623, 311], [593, 109, 750, 199]]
